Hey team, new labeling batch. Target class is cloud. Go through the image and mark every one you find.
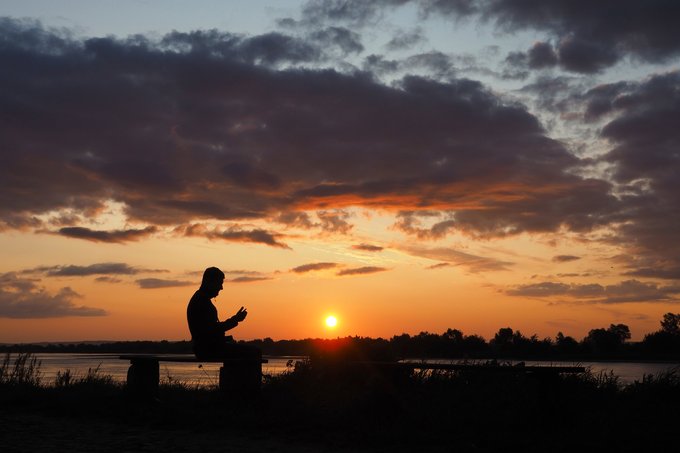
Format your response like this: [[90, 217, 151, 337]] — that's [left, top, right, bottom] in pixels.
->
[[55, 226, 157, 243], [0, 18, 620, 245], [309, 26, 364, 55], [298, 0, 394, 28], [337, 266, 388, 276], [32, 262, 145, 277], [0, 272, 106, 318], [579, 71, 680, 280], [351, 243, 384, 252], [299, 1, 680, 73], [228, 276, 272, 283], [94, 276, 123, 283], [362, 51, 457, 79], [272, 211, 316, 229], [136, 278, 193, 289], [316, 210, 353, 234], [415, 0, 680, 73], [526, 41, 558, 69], [552, 255, 581, 263], [507, 279, 680, 304], [385, 27, 425, 51], [180, 224, 290, 249], [291, 262, 340, 273], [426, 262, 451, 270], [399, 245, 512, 273], [393, 211, 457, 239], [223, 269, 266, 276]]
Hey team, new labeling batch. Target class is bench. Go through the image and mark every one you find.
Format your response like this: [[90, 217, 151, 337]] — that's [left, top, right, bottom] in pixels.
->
[[120, 354, 268, 399]]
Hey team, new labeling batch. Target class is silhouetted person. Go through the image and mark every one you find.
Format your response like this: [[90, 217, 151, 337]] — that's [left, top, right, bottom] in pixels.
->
[[187, 267, 260, 361]]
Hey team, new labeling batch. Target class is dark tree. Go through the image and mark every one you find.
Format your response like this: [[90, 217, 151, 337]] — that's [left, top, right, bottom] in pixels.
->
[[660, 313, 680, 335], [583, 324, 631, 356]]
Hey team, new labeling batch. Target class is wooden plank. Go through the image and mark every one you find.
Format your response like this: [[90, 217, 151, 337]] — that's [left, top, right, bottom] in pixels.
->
[[119, 354, 268, 363]]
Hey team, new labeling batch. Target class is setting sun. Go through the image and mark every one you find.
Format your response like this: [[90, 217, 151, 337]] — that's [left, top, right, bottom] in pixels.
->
[[325, 316, 338, 328]]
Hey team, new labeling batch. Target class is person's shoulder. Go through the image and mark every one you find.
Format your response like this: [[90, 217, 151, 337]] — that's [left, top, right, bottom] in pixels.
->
[[188, 290, 205, 306]]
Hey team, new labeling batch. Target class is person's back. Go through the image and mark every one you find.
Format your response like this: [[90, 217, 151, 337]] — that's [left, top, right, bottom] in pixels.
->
[[187, 288, 228, 356]]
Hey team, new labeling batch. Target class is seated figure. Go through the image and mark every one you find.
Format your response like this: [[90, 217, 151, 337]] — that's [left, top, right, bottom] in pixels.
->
[[186, 267, 261, 360]]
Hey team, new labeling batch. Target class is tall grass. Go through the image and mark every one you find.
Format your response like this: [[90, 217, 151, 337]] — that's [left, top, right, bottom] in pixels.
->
[[54, 364, 115, 388], [0, 352, 42, 386]]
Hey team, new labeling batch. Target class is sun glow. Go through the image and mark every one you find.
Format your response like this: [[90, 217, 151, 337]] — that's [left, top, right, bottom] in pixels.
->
[[325, 315, 338, 328]]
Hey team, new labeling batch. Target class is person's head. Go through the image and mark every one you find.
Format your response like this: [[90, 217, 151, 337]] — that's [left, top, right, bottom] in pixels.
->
[[200, 267, 225, 298]]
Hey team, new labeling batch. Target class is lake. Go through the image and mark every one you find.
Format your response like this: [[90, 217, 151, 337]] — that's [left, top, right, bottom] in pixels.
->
[[9, 354, 680, 386], [21, 353, 301, 387]]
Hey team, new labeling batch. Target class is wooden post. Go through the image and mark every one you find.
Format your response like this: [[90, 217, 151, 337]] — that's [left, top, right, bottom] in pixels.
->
[[219, 359, 262, 399], [127, 357, 159, 399]]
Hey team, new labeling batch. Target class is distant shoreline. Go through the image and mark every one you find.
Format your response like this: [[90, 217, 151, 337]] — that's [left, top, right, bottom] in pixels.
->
[[2, 336, 680, 362]]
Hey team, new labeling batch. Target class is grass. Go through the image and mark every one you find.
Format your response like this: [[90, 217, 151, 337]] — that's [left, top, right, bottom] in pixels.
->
[[1, 353, 679, 452], [0, 352, 42, 386]]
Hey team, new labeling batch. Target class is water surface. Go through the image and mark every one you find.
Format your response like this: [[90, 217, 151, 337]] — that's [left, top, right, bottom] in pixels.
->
[[14, 354, 680, 386]]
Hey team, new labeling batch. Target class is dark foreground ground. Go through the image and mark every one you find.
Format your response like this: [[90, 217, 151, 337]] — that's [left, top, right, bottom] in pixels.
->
[[2, 358, 680, 452]]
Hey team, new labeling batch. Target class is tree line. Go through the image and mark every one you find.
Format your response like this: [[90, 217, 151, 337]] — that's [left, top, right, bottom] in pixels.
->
[[3, 313, 680, 360]]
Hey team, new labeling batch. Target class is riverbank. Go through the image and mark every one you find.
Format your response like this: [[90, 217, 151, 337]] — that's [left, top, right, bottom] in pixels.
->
[[2, 355, 680, 452]]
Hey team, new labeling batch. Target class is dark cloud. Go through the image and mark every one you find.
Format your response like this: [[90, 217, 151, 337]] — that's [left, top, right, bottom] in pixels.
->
[[402, 51, 456, 78], [505, 38, 619, 75], [337, 266, 388, 276], [501, 51, 530, 80], [291, 262, 339, 273], [55, 227, 158, 243], [228, 276, 272, 283], [552, 255, 581, 263], [309, 26, 364, 55], [299, 0, 408, 28], [426, 262, 452, 270], [34, 262, 142, 277], [399, 245, 512, 273], [0, 272, 106, 318], [236, 32, 322, 65], [385, 27, 426, 51], [362, 54, 400, 75], [136, 278, 193, 289], [351, 243, 384, 252], [362, 51, 457, 79], [223, 269, 266, 276], [517, 75, 580, 113], [555, 36, 620, 73], [94, 276, 123, 283], [272, 212, 316, 229], [416, 0, 680, 72], [316, 210, 353, 234], [504, 42, 559, 77], [581, 71, 680, 280], [527, 41, 558, 69], [179, 224, 290, 249], [394, 211, 456, 239], [0, 19, 617, 243], [507, 281, 572, 297], [302, 0, 680, 73], [507, 279, 680, 304]]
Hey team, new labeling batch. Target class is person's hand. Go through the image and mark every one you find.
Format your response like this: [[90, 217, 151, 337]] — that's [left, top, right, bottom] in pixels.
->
[[233, 306, 248, 322]]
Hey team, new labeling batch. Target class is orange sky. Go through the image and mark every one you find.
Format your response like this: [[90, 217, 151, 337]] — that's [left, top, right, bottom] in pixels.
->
[[1, 209, 675, 343], [1, 2, 680, 344]]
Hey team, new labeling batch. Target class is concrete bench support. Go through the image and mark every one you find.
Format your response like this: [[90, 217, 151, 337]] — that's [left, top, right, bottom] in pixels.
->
[[126, 357, 160, 398]]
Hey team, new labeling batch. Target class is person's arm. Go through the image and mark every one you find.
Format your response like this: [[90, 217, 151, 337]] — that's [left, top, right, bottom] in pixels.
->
[[220, 306, 248, 332]]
